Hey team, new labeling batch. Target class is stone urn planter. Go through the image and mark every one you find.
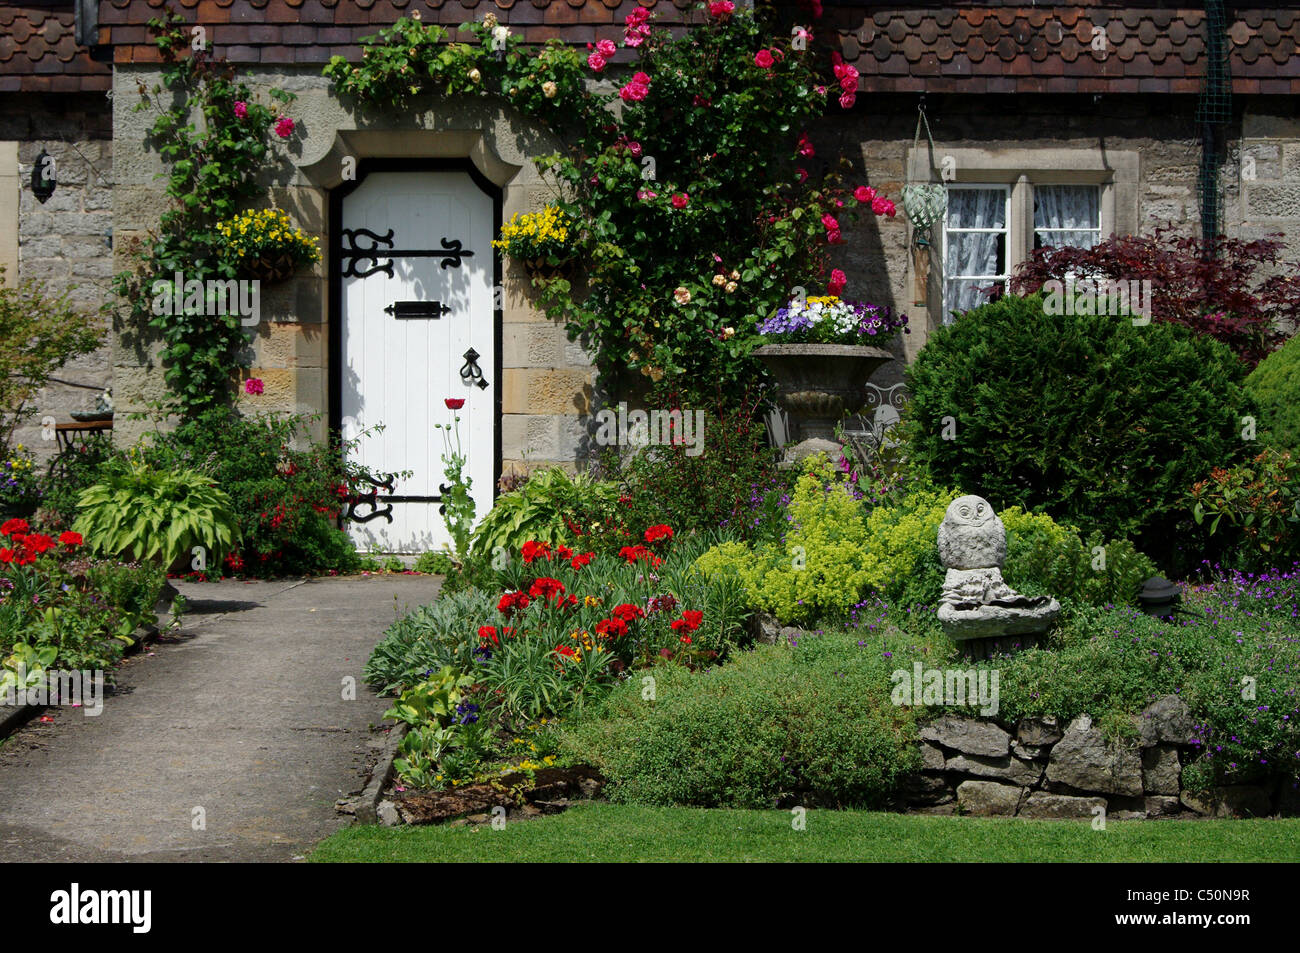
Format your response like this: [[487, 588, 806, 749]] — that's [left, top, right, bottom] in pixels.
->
[[753, 343, 894, 441]]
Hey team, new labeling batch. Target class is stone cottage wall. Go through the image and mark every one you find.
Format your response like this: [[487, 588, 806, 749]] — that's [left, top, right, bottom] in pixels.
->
[[103, 78, 1299, 481], [110, 64, 595, 480], [2, 93, 113, 465]]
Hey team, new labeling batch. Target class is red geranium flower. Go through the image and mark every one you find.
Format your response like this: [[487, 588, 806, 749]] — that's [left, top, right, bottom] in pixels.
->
[[528, 577, 566, 603], [644, 524, 674, 544], [478, 625, 500, 645], [671, 610, 703, 633], [22, 533, 54, 555], [570, 551, 595, 570], [498, 591, 531, 614], [58, 531, 83, 548], [1, 518, 29, 538], [0, 548, 14, 564], [595, 617, 628, 640], [521, 540, 551, 564], [612, 603, 645, 622]]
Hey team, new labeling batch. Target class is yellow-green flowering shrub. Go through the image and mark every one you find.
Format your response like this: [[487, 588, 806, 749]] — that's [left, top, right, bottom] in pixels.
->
[[859, 490, 1156, 610], [860, 486, 961, 604], [696, 455, 872, 625]]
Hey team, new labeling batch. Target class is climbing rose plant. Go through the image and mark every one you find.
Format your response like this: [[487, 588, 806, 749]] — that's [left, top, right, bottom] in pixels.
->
[[325, 4, 895, 399], [114, 9, 302, 416]]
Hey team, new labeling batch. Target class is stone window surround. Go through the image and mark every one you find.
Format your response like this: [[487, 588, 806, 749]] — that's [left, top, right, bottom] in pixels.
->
[[905, 146, 1140, 323], [0, 141, 17, 280]]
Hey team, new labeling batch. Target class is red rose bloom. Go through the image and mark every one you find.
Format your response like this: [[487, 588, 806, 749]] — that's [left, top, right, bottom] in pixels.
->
[[754, 49, 774, 68]]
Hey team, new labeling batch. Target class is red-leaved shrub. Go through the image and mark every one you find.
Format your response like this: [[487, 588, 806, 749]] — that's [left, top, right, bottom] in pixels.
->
[[1010, 227, 1300, 366]]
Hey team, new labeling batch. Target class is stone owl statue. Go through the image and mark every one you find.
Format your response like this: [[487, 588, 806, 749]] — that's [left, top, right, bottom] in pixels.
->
[[937, 495, 1006, 570]]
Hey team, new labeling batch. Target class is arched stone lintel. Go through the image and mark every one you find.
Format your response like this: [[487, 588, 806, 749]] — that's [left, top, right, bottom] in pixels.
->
[[299, 128, 528, 190]]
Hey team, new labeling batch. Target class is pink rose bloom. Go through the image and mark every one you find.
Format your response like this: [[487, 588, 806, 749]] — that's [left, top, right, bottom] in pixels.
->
[[274, 115, 295, 138], [588, 52, 607, 72], [839, 92, 856, 110], [854, 185, 876, 203], [827, 229, 842, 244], [814, 85, 827, 97], [840, 71, 859, 94], [821, 213, 839, 231], [754, 49, 774, 69], [883, 199, 897, 218], [828, 269, 847, 296], [620, 79, 649, 102], [797, 134, 815, 157], [625, 8, 652, 47], [245, 378, 264, 396], [709, 0, 735, 17], [796, 168, 808, 183], [871, 196, 890, 216], [233, 100, 248, 119], [671, 192, 689, 209], [636, 189, 658, 201], [596, 39, 617, 58], [627, 140, 643, 158]]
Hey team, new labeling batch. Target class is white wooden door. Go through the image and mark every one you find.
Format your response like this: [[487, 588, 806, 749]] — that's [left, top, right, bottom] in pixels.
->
[[340, 170, 495, 553]]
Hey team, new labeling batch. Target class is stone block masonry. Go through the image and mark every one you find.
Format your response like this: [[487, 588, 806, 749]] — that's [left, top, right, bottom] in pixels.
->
[[909, 697, 1294, 820], [5, 91, 115, 464]]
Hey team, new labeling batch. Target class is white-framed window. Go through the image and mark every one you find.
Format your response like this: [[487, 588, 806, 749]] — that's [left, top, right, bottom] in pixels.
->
[[942, 184, 1010, 319], [1033, 184, 1102, 251]]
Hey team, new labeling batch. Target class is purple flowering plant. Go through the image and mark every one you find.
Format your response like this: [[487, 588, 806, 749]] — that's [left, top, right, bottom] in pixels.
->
[[757, 294, 909, 346]]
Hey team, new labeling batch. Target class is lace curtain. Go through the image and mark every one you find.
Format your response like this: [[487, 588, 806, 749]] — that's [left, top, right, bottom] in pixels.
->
[[1034, 185, 1101, 249], [943, 188, 1007, 320]]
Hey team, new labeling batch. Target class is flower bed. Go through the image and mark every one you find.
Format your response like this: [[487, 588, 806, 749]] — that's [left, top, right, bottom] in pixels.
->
[[0, 518, 165, 690], [364, 527, 752, 791]]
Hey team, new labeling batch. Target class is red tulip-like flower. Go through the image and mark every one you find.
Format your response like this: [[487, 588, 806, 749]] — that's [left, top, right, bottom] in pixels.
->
[[445, 398, 465, 410]]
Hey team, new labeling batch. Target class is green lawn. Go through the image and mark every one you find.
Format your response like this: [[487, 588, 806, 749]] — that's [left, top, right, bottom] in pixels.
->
[[310, 803, 1300, 863]]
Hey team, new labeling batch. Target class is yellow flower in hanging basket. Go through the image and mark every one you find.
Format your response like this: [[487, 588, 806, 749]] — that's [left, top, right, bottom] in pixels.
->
[[216, 208, 321, 283], [493, 204, 575, 275]]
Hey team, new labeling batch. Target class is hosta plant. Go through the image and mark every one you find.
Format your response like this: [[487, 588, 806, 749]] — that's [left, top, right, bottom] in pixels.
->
[[74, 460, 239, 570]]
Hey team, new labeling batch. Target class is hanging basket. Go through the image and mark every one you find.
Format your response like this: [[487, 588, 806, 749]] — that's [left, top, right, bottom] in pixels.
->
[[523, 257, 573, 283], [901, 183, 947, 232], [903, 105, 947, 237], [243, 252, 301, 284]]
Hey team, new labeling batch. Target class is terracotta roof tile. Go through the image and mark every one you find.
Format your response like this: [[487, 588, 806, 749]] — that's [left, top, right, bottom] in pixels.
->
[[13, 2, 1296, 98], [0, 4, 112, 91]]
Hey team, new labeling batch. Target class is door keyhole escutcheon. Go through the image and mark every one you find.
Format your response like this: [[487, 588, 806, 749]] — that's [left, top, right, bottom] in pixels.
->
[[460, 348, 489, 390]]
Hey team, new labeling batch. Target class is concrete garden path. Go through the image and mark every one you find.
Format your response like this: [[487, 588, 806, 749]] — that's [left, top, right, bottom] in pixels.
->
[[0, 574, 437, 862]]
